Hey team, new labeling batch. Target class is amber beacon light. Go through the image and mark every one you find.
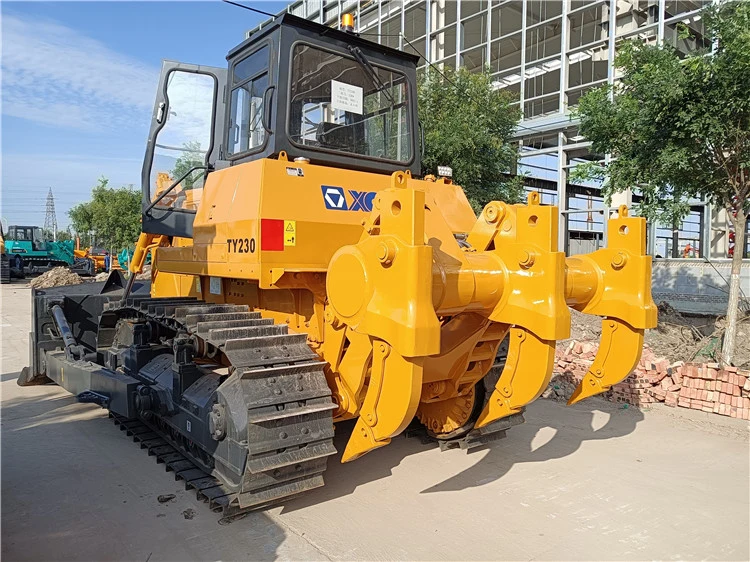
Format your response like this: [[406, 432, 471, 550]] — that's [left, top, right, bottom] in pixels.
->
[[341, 13, 354, 32]]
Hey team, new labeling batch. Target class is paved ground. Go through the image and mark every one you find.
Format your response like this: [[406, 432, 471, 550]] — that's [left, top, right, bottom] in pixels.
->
[[2, 281, 748, 561]]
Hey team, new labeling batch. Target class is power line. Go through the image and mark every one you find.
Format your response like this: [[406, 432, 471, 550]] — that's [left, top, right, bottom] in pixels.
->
[[221, 0, 276, 18]]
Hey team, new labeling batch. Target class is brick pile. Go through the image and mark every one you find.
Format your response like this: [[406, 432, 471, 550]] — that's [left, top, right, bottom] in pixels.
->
[[554, 341, 750, 420]]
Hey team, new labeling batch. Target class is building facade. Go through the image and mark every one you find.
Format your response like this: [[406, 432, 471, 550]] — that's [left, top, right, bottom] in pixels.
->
[[255, 0, 746, 260]]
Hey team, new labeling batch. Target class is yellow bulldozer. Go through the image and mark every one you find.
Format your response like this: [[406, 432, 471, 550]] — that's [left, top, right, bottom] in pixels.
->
[[20, 12, 656, 518]]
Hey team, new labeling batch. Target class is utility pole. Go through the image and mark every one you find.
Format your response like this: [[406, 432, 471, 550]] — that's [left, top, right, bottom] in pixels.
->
[[44, 187, 58, 241]]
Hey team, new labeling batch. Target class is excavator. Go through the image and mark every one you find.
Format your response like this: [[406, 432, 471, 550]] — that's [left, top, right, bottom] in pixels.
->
[[19, 13, 656, 518]]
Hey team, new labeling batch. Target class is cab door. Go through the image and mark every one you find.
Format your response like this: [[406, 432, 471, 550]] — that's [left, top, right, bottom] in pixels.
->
[[141, 61, 227, 238]]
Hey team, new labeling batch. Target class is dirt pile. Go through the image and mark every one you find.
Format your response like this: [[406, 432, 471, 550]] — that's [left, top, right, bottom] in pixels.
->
[[29, 267, 83, 289], [136, 265, 151, 280], [566, 301, 750, 369]]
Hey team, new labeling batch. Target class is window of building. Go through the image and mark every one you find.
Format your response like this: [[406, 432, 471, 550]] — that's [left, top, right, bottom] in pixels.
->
[[359, 4, 381, 33], [526, 0, 562, 25], [490, 33, 522, 73], [462, 13, 487, 50], [382, 15, 401, 49], [519, 152, 559, 182], [569, 4, 608, 49], [404, 3, 427, 42], [461, 45, 486, 72], [567, 50, 608, 88], [431, 24, 457, 60], [491, 1, 523, 38], [654, 207, 704, 258], [614, 1, 660, 37], [462, 0, 488, 20], [665, 0, 708, 20], [523, 133, 558, 150], [524, 65, 560, 100], [524, 93, 559, 118], [525, 18, 562, 63], [431, 0, 457, 28]]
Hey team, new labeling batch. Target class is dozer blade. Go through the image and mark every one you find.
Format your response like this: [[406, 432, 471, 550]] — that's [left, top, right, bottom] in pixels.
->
[[568, 318, 644, 405], [475, 326, 556, 428]]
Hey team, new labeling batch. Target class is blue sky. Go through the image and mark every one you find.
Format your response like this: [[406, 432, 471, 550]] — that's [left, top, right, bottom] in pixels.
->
[[1, 1, 284, 229]]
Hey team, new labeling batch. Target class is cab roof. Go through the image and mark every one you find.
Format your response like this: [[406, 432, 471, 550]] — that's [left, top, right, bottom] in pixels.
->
[[227, 12, 421, 66]]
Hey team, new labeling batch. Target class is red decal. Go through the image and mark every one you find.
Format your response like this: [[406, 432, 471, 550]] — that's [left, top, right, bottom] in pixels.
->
[[261, 219, 284, 251]]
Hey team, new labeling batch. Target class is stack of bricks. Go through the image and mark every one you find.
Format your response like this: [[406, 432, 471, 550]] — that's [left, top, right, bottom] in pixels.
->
[[554, 341, 750, 420]]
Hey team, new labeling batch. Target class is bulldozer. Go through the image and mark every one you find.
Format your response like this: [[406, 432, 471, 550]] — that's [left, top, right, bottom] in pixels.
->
[[19, 13, 657, 518]]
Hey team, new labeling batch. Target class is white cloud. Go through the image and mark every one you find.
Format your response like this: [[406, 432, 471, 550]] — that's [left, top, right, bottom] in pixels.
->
[[1, 12, 159, 132]]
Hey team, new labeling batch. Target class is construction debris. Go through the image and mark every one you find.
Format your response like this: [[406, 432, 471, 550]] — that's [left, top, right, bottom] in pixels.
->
[[29, 267, 83, 289], [568, 302, 750, 368], [549, 340, 750, 420]]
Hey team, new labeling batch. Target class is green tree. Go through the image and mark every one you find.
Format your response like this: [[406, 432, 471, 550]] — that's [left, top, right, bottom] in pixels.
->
[[172, 141, 205, 189], [418, 67, 523, 211], [574, 1, 749, 365], [68, 177, 142, 251]]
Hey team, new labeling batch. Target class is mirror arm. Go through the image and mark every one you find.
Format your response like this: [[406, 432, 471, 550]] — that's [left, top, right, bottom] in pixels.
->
[[144, 164, 210, 215]]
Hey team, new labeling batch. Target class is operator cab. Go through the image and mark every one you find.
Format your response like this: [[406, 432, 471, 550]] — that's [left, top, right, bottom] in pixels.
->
[[142, 13, 420, 238], [6, 226, 46, 251]]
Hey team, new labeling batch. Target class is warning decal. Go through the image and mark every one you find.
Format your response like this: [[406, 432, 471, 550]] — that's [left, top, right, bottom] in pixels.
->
[[284, 220, 296, 246]]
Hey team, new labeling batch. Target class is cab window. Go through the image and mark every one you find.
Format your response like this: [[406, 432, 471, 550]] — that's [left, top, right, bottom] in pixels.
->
[[228, 45, 270, 156], [288, 44, 412, 163]]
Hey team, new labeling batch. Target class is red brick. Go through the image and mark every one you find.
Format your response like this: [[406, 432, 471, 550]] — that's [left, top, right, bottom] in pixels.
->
[[724, 365, 738, 373], [707, 368, 719, 380], [733, 385, 741, 397]]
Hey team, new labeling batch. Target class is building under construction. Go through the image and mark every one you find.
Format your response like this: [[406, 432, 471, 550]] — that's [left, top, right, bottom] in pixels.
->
[[253, 0, 747, 266]]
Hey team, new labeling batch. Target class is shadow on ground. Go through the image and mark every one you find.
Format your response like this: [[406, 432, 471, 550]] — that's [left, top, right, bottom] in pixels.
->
[[283, 398, 644, 512]]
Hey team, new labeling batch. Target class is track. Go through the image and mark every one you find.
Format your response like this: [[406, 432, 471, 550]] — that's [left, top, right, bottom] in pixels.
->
[[102, 297, 337, 518]]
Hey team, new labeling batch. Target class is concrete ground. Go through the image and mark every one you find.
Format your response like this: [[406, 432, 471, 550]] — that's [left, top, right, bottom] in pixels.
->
[[2, 281, 748, 561]]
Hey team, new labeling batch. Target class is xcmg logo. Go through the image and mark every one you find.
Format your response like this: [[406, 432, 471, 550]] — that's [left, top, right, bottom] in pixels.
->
[[321, 185, 377, 212]]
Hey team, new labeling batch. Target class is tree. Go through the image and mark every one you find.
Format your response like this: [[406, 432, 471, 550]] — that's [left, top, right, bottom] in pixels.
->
[[68, 177, 142, 251], [172, 141, 205, 189], [574, 2, 749, 366], [418, 67, 523, 211]]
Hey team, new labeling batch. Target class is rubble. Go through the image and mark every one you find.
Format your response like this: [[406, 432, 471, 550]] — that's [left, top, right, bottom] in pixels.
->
[[549, 339, 750, 420], [29, 267, 83, 289]]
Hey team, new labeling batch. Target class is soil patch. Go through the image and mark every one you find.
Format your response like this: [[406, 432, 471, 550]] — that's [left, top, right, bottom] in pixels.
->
[[566, 301, 750, 368], [29, 267, 83, 289]]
